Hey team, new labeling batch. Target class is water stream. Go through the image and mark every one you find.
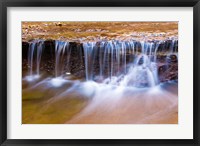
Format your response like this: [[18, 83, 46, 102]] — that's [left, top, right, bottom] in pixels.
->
[[23, 39, 178, 123], [24, 39, 178, 93]]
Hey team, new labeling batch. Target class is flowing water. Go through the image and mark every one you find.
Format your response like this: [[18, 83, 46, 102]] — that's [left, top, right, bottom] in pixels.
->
[[82, 40, 166, 87], [55, 40, 71, 77], [26, 40, 44, 81], [23, 39, 178, 124]]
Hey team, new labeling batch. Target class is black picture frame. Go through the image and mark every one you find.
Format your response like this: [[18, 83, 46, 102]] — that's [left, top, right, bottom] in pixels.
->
[[0, 0, 199, 145]]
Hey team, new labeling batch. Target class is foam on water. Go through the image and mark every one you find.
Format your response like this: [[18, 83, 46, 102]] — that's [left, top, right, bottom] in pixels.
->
[[48, 77, 69, 87], [24, 75, 40, 82]]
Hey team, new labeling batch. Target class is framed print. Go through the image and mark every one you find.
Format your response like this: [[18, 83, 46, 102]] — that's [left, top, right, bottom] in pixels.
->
[[0, 0, 199, 145]]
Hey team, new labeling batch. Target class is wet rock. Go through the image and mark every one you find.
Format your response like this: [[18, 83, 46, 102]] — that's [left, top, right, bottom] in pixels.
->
[[22, 42, 29, 59], [158, 64, 178, 82], [166, 54, 178, 64]]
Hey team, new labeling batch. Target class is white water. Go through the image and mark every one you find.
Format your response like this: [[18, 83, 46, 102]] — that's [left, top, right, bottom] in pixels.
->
[[23, 39, 178, 124], [25, 39, 178, 89], [83, 40, 162, 87], [27, 40, 44, 76], [55, 41, 70, 77], [26, 40, 44, 81], [22, 72, 178, 124]]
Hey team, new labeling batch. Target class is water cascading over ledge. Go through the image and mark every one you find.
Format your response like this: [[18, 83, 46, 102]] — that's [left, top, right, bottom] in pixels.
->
[[82, 40, 178, 87], [22, 39, 178, 87]]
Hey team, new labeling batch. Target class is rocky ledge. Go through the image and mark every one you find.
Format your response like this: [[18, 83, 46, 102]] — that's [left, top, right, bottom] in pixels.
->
[[22, 39, 178, 83]]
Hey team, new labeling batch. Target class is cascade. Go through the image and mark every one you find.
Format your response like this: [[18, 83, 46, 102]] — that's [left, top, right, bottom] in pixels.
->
[[27, 40, 44, 78], [25, 39, 178, 87]]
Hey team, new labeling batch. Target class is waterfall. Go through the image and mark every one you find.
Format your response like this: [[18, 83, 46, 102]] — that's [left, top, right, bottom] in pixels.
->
[[36, 41, 44, 75], [170, 39, 175, 53], [82, 40, 162, 87], [99, 42, 105, 78], [169, 39, 178, 60], [55, 41, 70, 77], [153, 42, 161, 62], [83, 42, 96, 80], [25, 39, 178, 87], [27, 40, 44, 77], [120, 41, 159, 87], [28, 42, 36, 76]]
